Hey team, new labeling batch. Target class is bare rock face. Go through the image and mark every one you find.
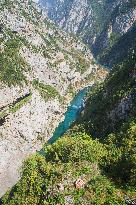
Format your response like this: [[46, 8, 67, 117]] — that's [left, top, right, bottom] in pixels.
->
[[0, 90, 62, 196], [0, 0, 107, 196], [108, 91, 136, 129]]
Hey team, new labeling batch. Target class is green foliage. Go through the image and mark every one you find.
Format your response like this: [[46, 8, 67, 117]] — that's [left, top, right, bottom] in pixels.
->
[[109, 32, 120, 47], [70, 49, 90, 74], [0, 1, 135, 204], [9, 93, 32, 113], [80, 55, 136, 138], [0, 110, 8, 120], [76, 56, 90, 74], [44, 133, 106, 163], [0, 0, 14, 10], [120, 0, 136, 14], [1, 133, 127, 205], [103, 120, 136, 187], [0, 93, 32, 121], [32, 79, 62, 102], [0, 34, 28, 86], [1, 110, 135, 204], [70, 54, 136, 196], [20, 4, 40, 26], [87, 175, 125, 205], [71, 121, 136, 190]]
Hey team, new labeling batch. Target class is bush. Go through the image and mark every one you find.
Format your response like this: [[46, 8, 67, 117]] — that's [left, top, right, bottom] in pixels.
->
[[1, 133, 128, 205]]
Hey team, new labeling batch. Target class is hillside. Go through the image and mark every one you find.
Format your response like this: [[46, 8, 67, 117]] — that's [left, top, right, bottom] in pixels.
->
[[0, 0, 135, 204], [1, 42, 135, 205], [0, 0, 107, 196], [79, 50, 136, 139], [39, 0, 136, 67]]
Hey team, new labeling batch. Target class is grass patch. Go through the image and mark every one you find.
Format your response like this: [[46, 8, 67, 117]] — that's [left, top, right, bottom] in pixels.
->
[[9, 93, 32, 113], [32, 79, 62, 102], [0, 33, 28, 86]]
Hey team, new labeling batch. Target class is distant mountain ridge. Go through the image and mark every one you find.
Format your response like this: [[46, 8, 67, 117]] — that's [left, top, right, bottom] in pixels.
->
[[39, 0, 136, 67]]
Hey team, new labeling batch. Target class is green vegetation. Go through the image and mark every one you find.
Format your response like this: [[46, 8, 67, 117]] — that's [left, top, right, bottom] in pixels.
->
[[0, 32, 28, 86], [20, 2, 41, 27], [103, 119, 136, 187], [0, 93, 32, 121], [1, 133, 131, 205], [9, 93, 32, 113], [0, 0, 135, 204], [1, 43, 135, 205], [1, 51, 136, 203], [69, 49, 91, 74], [0, 110, 8, 120], [80, 54, 136, 138], [76, 58, 90, 74], [19, 36, 40, 54], [0, 0, 15, 10], [109, 32, 120, 47], [120, 0, 136, 14], [32, 79, 62, 102]]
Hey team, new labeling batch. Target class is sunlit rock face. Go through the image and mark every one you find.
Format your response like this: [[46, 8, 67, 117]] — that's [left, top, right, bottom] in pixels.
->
[[39, 0, 136, 67]]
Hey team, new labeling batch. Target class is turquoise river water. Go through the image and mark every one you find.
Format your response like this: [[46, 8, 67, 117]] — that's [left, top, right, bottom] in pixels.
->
[[48, 86, 90, 144]]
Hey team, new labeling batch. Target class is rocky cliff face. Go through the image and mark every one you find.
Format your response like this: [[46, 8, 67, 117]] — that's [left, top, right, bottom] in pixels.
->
[[39, 0, 136, 67], [0, 0, 107, 196], [92, 1, 136, 67]]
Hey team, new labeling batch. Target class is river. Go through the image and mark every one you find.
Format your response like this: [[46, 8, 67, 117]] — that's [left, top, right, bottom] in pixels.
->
[[48, 86, 90, 144]]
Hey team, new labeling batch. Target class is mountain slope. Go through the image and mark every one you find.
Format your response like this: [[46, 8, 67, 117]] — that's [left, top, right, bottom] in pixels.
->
[[0, 133, 128, 205], [39, 0, 136, 67], [1, 40, 135, 205], [0, 0, 135, 203], [78, 51, 136, 139], [0, 0, 107, 196]]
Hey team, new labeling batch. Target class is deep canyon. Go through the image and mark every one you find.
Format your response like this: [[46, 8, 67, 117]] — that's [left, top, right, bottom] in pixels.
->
[[0, 0, 136, 204]]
